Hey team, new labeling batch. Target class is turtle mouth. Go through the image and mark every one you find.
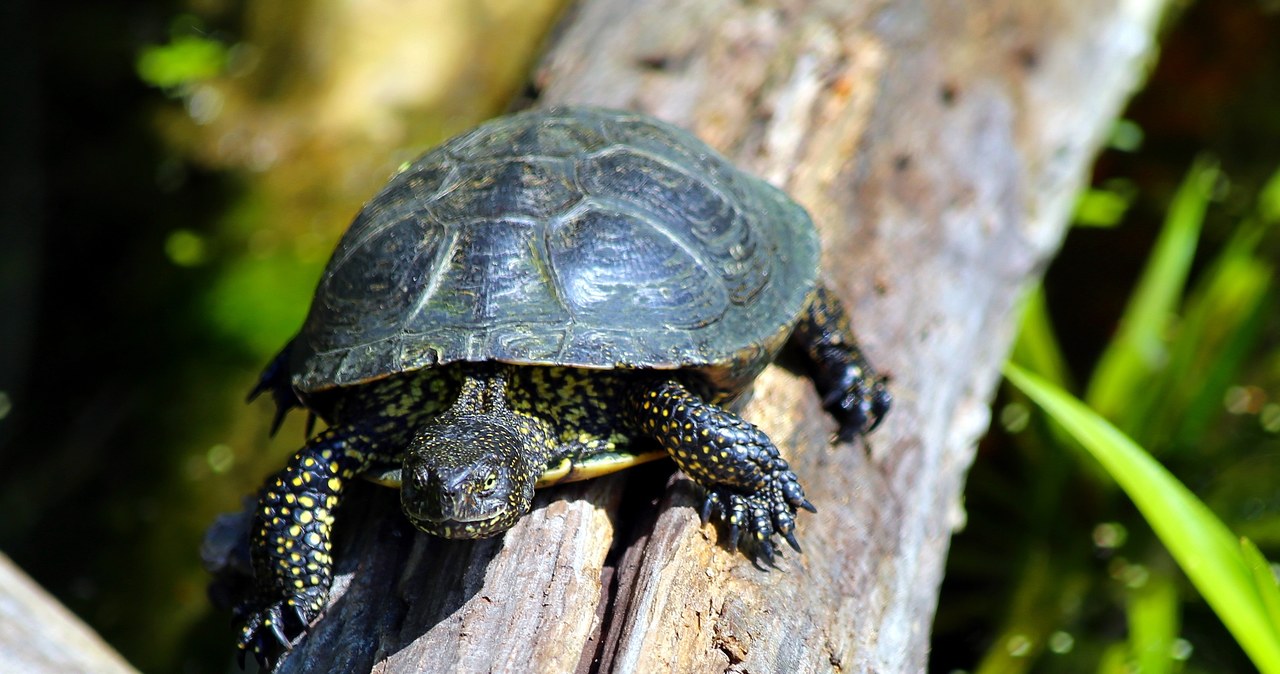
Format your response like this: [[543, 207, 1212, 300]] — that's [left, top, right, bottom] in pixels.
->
[[399, 469, 526, 539], [407, 510, 516, 540]]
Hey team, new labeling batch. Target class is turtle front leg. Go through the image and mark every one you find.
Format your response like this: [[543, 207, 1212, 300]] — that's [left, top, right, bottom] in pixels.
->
[[790, 283, 891, 442], [236, 427, 372, 668], [625, 380, 815, 562]]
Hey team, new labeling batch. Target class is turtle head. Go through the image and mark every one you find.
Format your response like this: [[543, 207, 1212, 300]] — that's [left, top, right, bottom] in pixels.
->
[[400, 415, 538, 539]]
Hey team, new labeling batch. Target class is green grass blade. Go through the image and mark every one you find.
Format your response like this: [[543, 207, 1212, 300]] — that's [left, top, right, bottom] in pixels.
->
[[1096, 643, 1130, 674], [1011, 286, 1073, 390], [1085, 158, 1218, 421], [1165, 254, 1270, 447], [1127, 573, 1179, 674], [1075, 186, 1134, 228], [1242, 538, 1280, 636], [972, 548, 1053, 674], [1259, 166, 1280, 223], [1006, 363, 1280, 673], [1130, 214, 1272, 448]]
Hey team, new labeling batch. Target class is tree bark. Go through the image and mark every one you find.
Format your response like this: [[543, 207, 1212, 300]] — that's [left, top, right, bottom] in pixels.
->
[[271, 0, 1170, 672]]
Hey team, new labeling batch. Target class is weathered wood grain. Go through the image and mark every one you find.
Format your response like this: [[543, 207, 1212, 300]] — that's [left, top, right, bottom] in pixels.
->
[[270, 0, 1170, 672], [0, 553, 138, 674]]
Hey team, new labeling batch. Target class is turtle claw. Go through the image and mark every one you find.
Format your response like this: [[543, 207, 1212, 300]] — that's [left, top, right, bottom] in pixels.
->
[[236, 594, 322, 670], [783, 530, 802, 554], [757, 538, 776, 566], [700, 479, 809, 565], [269, 613, 290, 650], [291, 602, 310, 631], [726, 522, 742, 551], [247, 342, 304, 438], [700, 492, 717, 524]]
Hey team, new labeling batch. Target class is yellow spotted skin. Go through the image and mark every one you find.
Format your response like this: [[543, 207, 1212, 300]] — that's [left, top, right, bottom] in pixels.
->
[[625, 379, 816, 556], [236, 286, 889, 667], [237, 361, 748, 665]]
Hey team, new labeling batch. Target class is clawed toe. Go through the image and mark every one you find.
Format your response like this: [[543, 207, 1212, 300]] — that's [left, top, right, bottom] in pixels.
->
[[236, 597, 320, 670], [699, 477, 811, 564], [826, 376, 891, 442], [783, 529, 802, 553]]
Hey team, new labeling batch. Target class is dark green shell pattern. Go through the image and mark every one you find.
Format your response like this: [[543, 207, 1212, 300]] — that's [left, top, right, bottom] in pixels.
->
[[289, 107, 820, 395]]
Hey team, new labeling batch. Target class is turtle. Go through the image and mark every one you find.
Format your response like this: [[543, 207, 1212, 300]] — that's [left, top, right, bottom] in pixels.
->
[[234, 106, 890, 667]]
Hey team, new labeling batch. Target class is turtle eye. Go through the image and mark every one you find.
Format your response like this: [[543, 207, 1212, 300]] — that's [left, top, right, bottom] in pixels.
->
[[481, 471, 498, 493]]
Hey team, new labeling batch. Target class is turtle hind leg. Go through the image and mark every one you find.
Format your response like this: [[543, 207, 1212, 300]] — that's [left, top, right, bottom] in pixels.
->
[[624, 379, 815, 564], [790, 283, 891, 442], [248, 339, 308, 437]]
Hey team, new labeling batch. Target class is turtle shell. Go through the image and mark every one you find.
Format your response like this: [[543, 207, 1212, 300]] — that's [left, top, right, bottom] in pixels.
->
[[290, 106, 819, 394]]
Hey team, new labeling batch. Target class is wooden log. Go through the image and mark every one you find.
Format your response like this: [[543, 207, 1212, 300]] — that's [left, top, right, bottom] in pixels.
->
[[0, 553, 137, 673], [269, 0, 1170, 671]]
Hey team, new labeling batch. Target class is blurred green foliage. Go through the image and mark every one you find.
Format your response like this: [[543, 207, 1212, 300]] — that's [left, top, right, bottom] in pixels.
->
[[937, 151, 1280, 674], [206, 252, 317, 357], [1073, 182, 1135, 229], [137, 34, 228, 89], [1008, 363, 1280, 672], [932, 2, 1280, 670], [947, 155, 1280, 672]]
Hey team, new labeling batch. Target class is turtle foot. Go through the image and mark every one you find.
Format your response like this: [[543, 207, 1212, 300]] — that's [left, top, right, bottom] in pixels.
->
[[699, 467, 815, 566], [235, 591, 323, 670]]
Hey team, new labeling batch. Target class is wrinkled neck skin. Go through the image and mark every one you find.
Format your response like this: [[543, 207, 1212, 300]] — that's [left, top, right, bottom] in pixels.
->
[[400, 365, 542, 539]]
